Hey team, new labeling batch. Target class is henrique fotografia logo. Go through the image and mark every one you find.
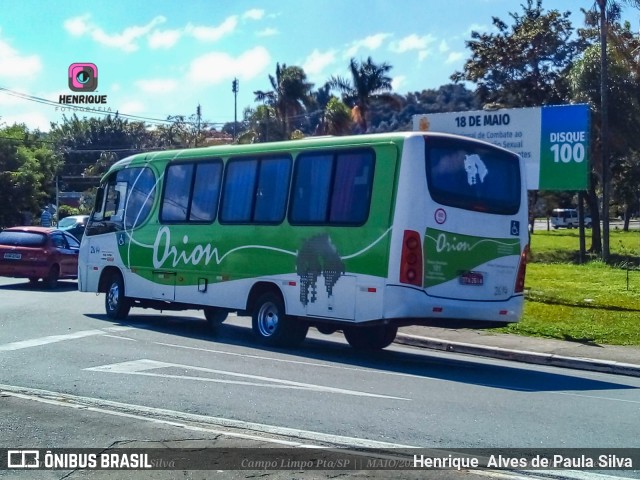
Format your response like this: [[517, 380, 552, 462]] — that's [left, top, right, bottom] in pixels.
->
[[58, 62, 111, 112], [68, 63, 98, 92]]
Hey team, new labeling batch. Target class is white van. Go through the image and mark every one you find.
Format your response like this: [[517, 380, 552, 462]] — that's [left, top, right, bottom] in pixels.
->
[[551, 208, 592, 229]]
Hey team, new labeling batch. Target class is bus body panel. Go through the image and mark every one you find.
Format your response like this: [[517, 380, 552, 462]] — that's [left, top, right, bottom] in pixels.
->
[[79, 132, 527, 330]]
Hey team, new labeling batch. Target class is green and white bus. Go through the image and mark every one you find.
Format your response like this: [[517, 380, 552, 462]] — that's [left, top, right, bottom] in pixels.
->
[[78, 132, 528, 350]]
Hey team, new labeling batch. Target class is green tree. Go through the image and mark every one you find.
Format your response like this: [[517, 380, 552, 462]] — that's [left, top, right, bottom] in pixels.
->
[[0, 124, 61, 227], [329, 56, 397, 132], [254, 63, 314, 139], [48, 114, 156, 185], [154, 114, 210, 149], [583, 0, 640, 257], [570, 19, 640, 243], [451, 0, 582, 107], [323, 98, 353, 135], [237, 105, 280, 144]]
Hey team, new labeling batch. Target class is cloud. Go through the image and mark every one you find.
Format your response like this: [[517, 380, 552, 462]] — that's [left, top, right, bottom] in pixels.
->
[[418, 51, 431, 62], [445, 52, 464, 64], [243, 9, 265, 21], [466, 23, 490, 35], [185, 16, 238, 42], [118, 100, 146, 114], [391, 75, 406, 91], [303, 49, 336, 77], [135, 79, 178, 94], [389, 34, 435, 53], [0, 36, 42, 79], [64, 14, 92, 36], [63, 14, 167, 52], [187, 46, 271, 85], [3, 111, 51, 131], [344, 33, 391, 57], [256, 27, 279, 37], [439, 40, 450, 53], [148, 29, 182, 49]]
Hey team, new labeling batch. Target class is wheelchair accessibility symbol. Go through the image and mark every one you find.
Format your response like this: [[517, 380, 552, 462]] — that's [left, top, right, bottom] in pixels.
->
[[510, 221, 520, 236]]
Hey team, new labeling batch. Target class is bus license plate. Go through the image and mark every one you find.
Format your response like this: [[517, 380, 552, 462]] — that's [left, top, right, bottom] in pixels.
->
[[460, 271, 483, 286], [4, 252, 21, 260]]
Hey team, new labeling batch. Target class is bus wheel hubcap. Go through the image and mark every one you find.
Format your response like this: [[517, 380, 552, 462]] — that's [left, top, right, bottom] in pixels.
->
[[257, 302, 278, 337], [108, 283, 119, 311]]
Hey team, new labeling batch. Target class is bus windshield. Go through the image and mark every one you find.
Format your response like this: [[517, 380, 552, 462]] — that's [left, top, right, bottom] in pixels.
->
[[425, 136, 521, 215]]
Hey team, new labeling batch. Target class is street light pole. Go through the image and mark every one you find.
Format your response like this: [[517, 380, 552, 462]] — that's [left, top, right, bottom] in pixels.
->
[[598, 0, 610, 262], [232, 78, 239, 142]]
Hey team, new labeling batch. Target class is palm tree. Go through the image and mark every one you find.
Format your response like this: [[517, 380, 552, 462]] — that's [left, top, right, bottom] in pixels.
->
[[329, 56, 397, 132], [254, 63, 313, 139]]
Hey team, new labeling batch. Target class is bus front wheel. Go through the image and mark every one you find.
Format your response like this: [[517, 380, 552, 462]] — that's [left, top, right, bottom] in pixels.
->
[[204, 307, 228, 330], [105, 273, 131, 320], [251, 292, 308, 347], [343, 324, 398, 350]]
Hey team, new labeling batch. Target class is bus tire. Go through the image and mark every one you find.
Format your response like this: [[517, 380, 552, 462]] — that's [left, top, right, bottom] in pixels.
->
[[344, 324, 398, 351], [252, 292, 308, 347], [204, 307, 228, 330], [105, 273, 131, 320]]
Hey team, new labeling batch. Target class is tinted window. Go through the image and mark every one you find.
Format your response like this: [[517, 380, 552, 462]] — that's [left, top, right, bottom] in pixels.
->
[[330, 152, 374, 224], [190, 162, 222, 222], [220, 156, 291, 224], [220, 159, 258, 223], [162, 163, 194, 222], [160, 161, 222, 224], [0, 231, 47, 247], [290, 150, 374, 225], [51, 233, 67, 249], [65, 233, 80, 249], [254, 157, 291, 223], [426, 137, 521, 215]]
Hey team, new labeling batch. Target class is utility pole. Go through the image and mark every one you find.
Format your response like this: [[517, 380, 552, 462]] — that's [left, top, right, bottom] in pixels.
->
[[232, 78, 239, 142]]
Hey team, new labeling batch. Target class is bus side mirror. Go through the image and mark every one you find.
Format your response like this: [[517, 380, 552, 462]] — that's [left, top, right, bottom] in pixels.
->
[[94, 187, 105, 214]]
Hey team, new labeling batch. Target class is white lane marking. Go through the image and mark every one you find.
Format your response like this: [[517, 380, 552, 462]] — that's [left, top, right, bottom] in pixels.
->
[[0, 383, 417, 449], [155, 343, 640, 405], [86, 359, 410, 401], [102, 334, 137, 342], [156, 341, 447, 380], [0, 327, 133, 352], [470, 469, 634, 480]]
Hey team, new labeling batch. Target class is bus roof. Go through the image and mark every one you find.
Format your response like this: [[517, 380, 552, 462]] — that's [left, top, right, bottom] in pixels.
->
[[105, 131, 514, 176]]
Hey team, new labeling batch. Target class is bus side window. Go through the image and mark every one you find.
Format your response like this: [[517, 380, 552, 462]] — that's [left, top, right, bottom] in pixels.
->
[[329, 151, 374, 224]]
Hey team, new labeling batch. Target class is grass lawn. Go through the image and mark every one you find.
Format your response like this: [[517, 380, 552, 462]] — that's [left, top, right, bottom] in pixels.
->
[[493, 229, 640, 345]]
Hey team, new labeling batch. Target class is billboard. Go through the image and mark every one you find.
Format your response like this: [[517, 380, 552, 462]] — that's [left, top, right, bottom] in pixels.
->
[[413, 104, 590, 191]]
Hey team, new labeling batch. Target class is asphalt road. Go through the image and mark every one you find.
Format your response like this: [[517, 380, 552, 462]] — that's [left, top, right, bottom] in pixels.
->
[[1, 277, 640, 479]]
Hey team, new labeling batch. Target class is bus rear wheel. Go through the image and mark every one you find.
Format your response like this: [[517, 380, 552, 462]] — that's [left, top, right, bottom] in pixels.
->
[[105, 273, 131, 320], [343, 324, 398, 351], [251, 292, 308, 347]]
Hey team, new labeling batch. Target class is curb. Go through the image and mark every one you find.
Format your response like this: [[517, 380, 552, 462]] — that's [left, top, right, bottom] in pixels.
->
[[395, 333, 640, 378]]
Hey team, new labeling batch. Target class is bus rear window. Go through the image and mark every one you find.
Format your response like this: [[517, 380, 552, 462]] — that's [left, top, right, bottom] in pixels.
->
[[425, 137, 521, 215]]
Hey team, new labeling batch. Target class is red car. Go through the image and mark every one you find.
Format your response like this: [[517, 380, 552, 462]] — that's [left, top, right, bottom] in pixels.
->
[[0, 226, 80, 288]]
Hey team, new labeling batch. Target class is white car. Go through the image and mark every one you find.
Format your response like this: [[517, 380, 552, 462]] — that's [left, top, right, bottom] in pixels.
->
[[551, 209, 592, 229]]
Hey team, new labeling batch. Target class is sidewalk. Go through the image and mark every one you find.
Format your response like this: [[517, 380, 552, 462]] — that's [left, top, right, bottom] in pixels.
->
[[396, 326, 640, 378]]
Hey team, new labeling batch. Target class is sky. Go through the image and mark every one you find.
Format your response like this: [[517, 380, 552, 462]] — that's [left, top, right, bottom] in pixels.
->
[[0, 0, 638, 132]]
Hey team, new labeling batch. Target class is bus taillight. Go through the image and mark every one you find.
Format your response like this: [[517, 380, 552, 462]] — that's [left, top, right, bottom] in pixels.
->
[[514, 244, 529, 293], [400, 230, 423, 287]]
